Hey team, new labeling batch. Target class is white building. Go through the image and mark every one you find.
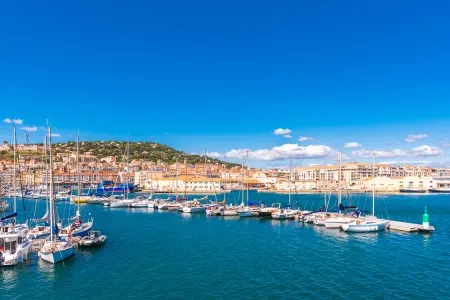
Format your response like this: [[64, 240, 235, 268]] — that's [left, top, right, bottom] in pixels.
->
[[251, 172, 277, 185], [275, 180, 317, 191], [144, 176, 222, 192]]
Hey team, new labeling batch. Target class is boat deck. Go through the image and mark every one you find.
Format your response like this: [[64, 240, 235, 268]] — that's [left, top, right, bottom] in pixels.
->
[[31, 237, 82, 252], [388, 221, 435, 233]]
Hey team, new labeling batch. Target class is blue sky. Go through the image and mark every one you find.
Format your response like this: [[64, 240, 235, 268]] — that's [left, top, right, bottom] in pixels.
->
[[1, 1, 450, 167]]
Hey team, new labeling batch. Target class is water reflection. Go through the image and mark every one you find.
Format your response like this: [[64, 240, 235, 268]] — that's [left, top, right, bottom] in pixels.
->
[[0, 267, 19, 289]]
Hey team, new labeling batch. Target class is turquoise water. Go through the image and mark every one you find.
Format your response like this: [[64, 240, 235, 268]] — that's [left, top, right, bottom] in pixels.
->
[[1, 191, 449, 299]]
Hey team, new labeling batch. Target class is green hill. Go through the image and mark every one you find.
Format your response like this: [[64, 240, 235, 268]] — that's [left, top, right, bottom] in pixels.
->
[[51, 141, 234, 166]]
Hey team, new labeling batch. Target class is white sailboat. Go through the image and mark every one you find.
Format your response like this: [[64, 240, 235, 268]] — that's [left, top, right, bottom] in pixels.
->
[[28, 136, 52, 240], [342, 154, 390, 233], [60, 132, 93, 241], [108, 139, 135, 208], [38, 124, 74, 264], [237, 154, 259, 217], [272, 158, 298, 220], [324, 153, 356, 229]]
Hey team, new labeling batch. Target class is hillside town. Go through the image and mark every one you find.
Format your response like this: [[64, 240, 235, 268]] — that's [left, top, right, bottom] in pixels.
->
[[1, 142, 450, 194]]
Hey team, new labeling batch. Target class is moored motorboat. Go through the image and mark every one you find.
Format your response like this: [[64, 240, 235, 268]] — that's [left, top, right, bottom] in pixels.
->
[[428, 188, 450, 193], [399, 188, 426, 193], [78, 231, 107, 247], [0, 220, 32, 267], [272, 208, 298, 220], [257, 203, 281, 218]]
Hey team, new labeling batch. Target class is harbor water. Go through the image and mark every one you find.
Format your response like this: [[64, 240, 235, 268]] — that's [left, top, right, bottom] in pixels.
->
[[1, 191, 449, 299]]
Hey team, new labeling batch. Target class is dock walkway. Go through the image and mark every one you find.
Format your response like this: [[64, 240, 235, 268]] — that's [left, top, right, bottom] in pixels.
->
[[388, 220, 435, 232]]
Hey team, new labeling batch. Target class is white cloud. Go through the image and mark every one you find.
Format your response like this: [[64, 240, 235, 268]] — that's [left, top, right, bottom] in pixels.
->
[[352, 149, 409, 158], [442, 143, 450, 147], [283, 134, 292, 139], [344, 142, 362, 148], [352, 145, 444, 158], [405, 134, 428, 143], [20, 126, 38, 132], [411, 145, 444, 157], [226, 144, 340, 161], [206, 152, 221, 159], [273, 128, 292, 136], [298, 136, 313, 142], [3, 118, 23, 124], [51, 133, 61, 137]]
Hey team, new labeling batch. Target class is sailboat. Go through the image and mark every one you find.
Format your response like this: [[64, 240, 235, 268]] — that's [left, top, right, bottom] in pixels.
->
[[0, 123, 32, 266], [272, 158, 298, 220], [59, 132, 93, 240], [38, 124, 74, 264], [237, 154, 259, 217], [313, 152, 334, 226], [109, 138, 135, 208], [28, 136, 52, 240], [341, 154, 390, 233], [324, 153, 356, 229], [183, 154, 208, 213]]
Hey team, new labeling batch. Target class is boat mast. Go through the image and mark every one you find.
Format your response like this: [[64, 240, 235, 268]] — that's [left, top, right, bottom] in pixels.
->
[[175, 156, 178, 199], [126, 136, 130, 199], [372, 152, 375, 217], [13, 123, 17, 215], [246, 151, 249, 206], [204, 150, 207, 199], [44, 135, 49, 215], [185, 154, 188, 200], [323, 148, 327, 211], [289, 157, 292, 206], [223, 156, 227, 203], [240, 156, 245, 206], [77, 130, 81, 216], [338, 152, 342, 214], [48, 124, 55, 243]]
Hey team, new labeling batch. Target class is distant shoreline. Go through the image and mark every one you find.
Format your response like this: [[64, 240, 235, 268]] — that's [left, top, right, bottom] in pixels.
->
[[138, 189, 443, 195]]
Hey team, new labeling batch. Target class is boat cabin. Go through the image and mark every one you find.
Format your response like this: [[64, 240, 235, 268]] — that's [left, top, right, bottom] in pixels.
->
[[0, 235, 22, 255], [88, 231, 101, 238]]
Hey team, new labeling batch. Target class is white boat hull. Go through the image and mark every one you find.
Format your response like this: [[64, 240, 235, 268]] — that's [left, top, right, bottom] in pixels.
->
[[39, 246, 74, 264], [182, 206, 206, 213], [342, 220, 390, 232], [109, 201, 129, 208], [324, 217, 354, 229], [238, 210, 259, 217], [131, 201, 149, 208], [0, 240, 32, 267]]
